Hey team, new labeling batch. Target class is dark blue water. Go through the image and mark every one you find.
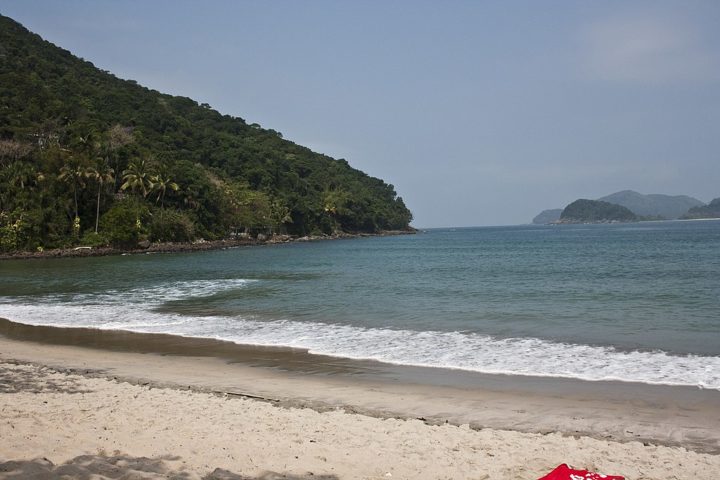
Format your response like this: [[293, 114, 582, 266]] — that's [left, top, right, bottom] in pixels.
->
[[2, 220, 719, 388]]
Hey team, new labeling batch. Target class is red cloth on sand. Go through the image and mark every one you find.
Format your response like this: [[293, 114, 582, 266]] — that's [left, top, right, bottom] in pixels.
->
[[537, 464, 624, 480]]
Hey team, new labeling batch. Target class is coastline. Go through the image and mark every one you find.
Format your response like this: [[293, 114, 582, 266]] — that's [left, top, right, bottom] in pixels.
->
[[1, 321, 719, 479], [2, 321, 719, 479], [0, 229, 416, 261], [1, 319, 719, 455]]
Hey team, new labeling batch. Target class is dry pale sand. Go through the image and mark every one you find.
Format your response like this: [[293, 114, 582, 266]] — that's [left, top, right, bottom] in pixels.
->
[[1, 357, 719, 480]]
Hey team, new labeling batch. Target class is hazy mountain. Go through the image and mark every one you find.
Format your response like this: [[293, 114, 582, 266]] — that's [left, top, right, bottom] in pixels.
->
[[682, 198, 720, 219], [598, 190, 704, 220], [532, 209, 562, 224]]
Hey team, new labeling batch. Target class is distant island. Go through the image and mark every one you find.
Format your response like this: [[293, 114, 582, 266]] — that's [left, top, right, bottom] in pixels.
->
[[532, 209, 563, 225], [598, 190, 703, 219], [0, 15, 413, 254], [532, 190, 715, 224], [682, 198, 720, 219], [558, 199, 637, 224]]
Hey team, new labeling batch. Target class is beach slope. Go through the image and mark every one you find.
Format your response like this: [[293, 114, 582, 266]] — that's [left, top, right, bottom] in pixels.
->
[[1, 331, 719, 479]]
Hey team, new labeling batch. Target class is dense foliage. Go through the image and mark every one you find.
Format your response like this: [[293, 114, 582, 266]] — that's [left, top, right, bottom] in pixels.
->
[[682, 198, 720, 219], [0, 15, 412, 252], [560, 199, 637, 223]]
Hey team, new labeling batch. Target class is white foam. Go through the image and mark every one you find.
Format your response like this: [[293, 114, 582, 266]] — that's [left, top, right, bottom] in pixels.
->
[[29, 278, 254, 305], [2, 283, 719, 391]]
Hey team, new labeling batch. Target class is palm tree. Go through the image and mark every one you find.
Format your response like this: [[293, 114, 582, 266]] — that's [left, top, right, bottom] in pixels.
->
[[86, 160, 115, 233], [150, 172, 179, 211], [7, 161, 40, 191], [75, 132, 99, 154], [121, 158, 153, 198], [0, 161, 44, 212], [58, 157, 87, 234]]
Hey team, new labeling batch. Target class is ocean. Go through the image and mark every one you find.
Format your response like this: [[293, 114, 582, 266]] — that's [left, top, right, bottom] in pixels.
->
[[1, 220, 719, 389]]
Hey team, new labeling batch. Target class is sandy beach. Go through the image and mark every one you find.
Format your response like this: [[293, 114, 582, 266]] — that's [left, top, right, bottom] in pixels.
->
[[1, 321, 719, 479]]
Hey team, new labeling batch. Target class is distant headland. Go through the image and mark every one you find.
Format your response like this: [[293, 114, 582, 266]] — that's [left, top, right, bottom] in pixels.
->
[[532, 190, 718, 224]]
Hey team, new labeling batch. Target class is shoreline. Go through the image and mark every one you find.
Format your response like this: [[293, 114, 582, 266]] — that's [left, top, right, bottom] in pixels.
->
[[1, 318, 719, 455], [0, 229, 416, 261], [4, 362, 718, 479]]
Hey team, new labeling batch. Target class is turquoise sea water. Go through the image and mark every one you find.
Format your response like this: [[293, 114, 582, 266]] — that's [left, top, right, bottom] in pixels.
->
[[1, 220, 719, 388]]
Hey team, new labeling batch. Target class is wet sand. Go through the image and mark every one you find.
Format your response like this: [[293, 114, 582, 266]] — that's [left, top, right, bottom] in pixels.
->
[[1, 317, 719, 458]]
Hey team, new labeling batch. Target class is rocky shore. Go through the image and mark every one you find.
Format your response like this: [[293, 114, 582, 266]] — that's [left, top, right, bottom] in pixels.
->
[[0, 229, 416, 261]]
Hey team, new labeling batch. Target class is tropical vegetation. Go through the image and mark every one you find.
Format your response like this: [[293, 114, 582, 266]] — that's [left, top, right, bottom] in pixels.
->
[[0, 15, 412, 252]]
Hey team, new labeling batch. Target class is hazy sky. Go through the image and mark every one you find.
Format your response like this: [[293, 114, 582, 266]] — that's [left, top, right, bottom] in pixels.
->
[[3, 1, 720, 227]]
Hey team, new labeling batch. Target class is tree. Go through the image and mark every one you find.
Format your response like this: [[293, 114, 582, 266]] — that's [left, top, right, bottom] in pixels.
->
[[85, 159, 115, 233], [269, 198, 292, 234], [0, 14, 414, 249], [121, 158, 153, 198], [150, 170, 179, 211], [222, 181, 271, 234], [322, 189, 350, 232], [0, 140, 32, 168], [57, 156, 87, 236], [0, 160, 44, 216], [5, 161, 43, 192], [106, 124, 133, 189], [100, 198, 149, 249]]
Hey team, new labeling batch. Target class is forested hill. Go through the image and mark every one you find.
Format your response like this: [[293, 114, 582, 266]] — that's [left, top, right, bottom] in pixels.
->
[[560, 199, 637, 223], [0, 15, 412, 251]]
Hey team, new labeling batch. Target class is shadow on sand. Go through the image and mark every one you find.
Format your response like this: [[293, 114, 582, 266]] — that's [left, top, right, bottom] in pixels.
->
[[0, 454, 340, 480], [0, 364, 93, 394]]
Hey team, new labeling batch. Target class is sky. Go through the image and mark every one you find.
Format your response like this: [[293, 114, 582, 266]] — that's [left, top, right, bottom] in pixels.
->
[[2, 1, 720, 227]]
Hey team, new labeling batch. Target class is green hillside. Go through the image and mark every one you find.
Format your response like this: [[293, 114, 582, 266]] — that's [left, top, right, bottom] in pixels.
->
[[0, 15, 412, 252]]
